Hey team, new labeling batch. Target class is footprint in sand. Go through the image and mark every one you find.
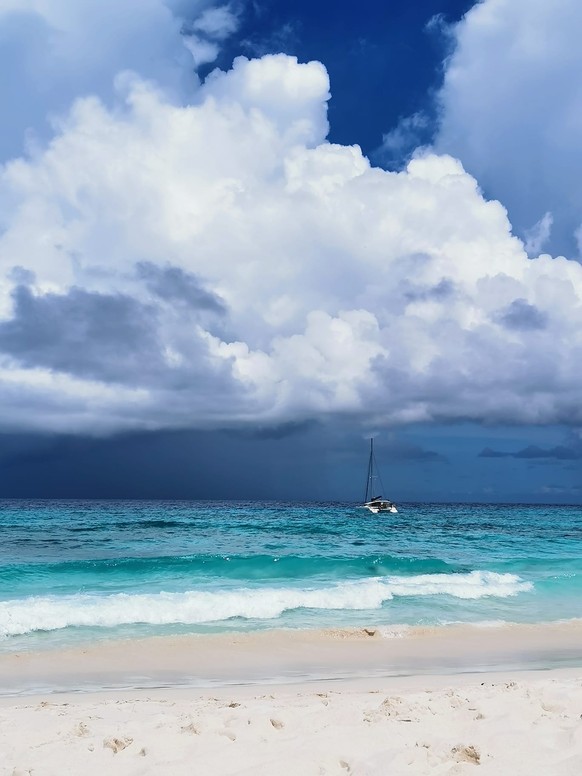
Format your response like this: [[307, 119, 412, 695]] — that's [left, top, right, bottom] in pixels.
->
[[381, 697, 403, 716], [270, 718, 285, 730], [181, 722, 200, 735], [74, 721, 90, 737], [103, 737, 133, 754], [451, 744, 481, 765]]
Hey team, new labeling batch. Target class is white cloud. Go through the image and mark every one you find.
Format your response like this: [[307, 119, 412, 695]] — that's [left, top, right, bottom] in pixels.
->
[[524, 212, 553, 257], [2, 49, 582, 434], [377, 111, 429, 167], [0, 0, 240, 161], [434, 0, 582, 258], [191, 5, 239, 39]]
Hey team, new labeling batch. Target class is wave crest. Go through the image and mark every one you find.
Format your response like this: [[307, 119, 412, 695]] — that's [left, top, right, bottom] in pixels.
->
[[0, 571, 532, 637]]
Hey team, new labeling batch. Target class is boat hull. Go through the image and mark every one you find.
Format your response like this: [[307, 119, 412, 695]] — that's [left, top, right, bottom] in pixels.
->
[[364, 502, 398, 514]]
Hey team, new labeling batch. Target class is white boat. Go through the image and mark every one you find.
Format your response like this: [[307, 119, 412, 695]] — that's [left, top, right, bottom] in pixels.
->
[[363, 438, 398, 514]]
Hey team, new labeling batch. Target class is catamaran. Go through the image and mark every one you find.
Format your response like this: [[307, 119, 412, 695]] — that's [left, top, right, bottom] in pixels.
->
[[363, 438, 398, 513]]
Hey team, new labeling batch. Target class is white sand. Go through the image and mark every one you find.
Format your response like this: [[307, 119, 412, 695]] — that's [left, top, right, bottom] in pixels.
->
[[3, 670, 582, 775], [3, 624, 582, 775]]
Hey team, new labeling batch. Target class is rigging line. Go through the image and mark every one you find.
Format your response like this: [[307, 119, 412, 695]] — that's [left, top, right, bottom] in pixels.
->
[[372, 446, 386, 497], [364, 440, 373, 503]]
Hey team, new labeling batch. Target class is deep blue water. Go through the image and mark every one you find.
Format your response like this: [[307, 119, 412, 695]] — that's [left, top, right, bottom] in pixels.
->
[[1, 500, 581, 651]]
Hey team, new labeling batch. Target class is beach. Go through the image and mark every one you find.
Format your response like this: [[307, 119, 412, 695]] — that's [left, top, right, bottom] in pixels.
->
[[3, 666, 582, 775], [3, 625, 582, 774], [3, 501, 582, 773]]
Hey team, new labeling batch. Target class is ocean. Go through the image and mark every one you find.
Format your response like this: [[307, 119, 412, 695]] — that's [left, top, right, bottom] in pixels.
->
[[1, 500, 581, 652]]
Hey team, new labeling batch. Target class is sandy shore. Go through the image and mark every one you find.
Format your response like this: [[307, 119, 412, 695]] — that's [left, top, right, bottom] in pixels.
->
[[3, 669, 582, 775], [2, 620, 582, 695], [3, 624, 582, 774]]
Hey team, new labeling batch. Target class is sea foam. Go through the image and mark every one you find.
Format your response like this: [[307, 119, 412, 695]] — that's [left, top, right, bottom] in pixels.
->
[[0, 571, 532, 637]]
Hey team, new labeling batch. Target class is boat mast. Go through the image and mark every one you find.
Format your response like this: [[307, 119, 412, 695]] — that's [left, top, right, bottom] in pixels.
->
[[364, 438, 373, 503]]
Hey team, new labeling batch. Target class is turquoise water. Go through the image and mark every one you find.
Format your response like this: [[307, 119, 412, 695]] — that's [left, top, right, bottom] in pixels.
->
[[1, 500, 582, 651]]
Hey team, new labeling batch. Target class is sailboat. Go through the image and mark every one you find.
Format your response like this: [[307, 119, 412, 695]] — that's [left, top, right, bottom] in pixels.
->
[[363, 438, 398, 514]]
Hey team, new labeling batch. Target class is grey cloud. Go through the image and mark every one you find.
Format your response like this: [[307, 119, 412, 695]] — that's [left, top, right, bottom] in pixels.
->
[[0, 282, 257, 434], [8, 266, 35, 286], [0, 285, 162, 384], [136, 261, 226, 312], [228, 419, 317, 440], [497, 299, 547, 331], [404, 278, 456, 304]]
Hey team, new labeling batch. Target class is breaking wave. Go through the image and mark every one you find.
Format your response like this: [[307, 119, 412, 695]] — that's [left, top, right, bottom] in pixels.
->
[[0, 571, 532, 637]]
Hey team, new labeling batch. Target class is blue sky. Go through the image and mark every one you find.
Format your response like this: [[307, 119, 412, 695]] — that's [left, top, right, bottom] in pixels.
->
[[0, 0, 581, 502], [212, 0, 474, 154]]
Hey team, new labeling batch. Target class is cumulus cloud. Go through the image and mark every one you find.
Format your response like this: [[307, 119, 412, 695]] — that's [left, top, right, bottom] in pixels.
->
[[434, 0, 582, 257], [0, 0, 240, 160], [2, 31, 582, 434]]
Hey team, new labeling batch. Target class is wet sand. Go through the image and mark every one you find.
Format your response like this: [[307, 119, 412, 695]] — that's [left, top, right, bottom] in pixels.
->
[[2, 620, 582, 696]]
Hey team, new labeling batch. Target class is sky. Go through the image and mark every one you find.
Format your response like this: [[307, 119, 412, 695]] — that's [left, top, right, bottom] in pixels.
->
[[0, 0, 581, 502]]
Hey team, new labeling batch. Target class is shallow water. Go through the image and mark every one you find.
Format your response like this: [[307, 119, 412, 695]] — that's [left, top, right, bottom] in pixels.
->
[[1, 500, 582, 651]]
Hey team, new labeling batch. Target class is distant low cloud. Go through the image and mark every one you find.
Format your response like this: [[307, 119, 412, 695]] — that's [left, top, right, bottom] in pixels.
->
[[383, 440, 446, 463], [479, 445, 581, 461]]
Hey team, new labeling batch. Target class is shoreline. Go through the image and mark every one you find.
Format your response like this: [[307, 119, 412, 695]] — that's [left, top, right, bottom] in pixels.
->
[[3, 619, 582, 697]]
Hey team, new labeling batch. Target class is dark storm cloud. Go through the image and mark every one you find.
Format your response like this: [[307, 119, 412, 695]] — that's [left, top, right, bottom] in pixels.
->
[[0, 422, 447, 501], [0, 427, 330, 500], [136, 261, 226, 313], [0, 434, 94, 470], [0, 285, 162, 383], [496, 299, 547, 331], [228, 419, 317, 440]]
